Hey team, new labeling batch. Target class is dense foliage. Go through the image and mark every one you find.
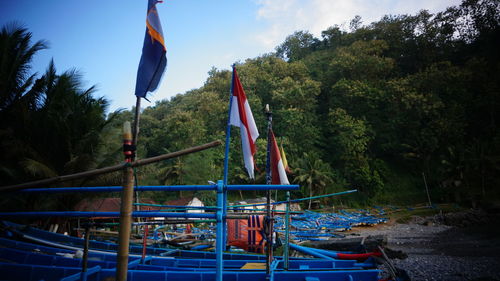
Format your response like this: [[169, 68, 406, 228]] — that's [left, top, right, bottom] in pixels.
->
[[1, 0, 498, 209], [132, 0, 500, 206], [0, 23, 122, 211]]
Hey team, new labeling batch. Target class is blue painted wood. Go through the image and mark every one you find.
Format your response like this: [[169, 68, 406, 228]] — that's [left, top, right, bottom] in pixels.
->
[[2, 222, 288, 260], [0, 263, 380, 281], [216, 180, 225, 281], [60, 266, 101, 281], [289, 244, 335, 260], [0, 238, 373, 270], [128, 259, 142, 269], [18, 184, 299, 194], [0, 211, 217, 219]]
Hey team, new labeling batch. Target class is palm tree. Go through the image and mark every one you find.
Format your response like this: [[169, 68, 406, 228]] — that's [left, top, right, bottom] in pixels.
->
[[159, 158, 186, 197], [0, 22, 48, 112], [294, 152, 333, 209], [0, 23, 116, 211], [6, 62, 114, 209], [0, 23, 48, 184]]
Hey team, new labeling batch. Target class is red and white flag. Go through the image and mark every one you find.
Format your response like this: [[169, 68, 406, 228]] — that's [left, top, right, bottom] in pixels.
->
[[230, 67, 259, 179], [270, 130, 289, 185]]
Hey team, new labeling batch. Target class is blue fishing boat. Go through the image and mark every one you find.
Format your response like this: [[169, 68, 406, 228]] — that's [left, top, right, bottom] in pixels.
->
[[0, 238, 373, 270], [0, 225, 382, 280], [2, 221, 299, 261], [0, 263, 381, 281], [0, 23, 388, 279]]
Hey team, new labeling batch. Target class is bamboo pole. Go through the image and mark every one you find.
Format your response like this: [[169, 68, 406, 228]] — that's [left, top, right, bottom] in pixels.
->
[[132, 97, 141, 152], [116, 121, 135, 281], [0, 140, 221, 192], [133, 98, 142, 234], [116, 164, 135, 281]]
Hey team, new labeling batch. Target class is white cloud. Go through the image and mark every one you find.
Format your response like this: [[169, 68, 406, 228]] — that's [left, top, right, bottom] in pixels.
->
[[254, 0, 462, 49]]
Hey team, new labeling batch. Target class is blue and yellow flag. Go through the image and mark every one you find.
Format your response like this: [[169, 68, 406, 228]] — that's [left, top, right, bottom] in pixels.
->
[[135, 0, 167, 99]]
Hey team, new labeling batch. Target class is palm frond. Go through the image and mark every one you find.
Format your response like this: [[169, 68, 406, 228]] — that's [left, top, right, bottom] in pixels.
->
[[20, 158, 57, 178]]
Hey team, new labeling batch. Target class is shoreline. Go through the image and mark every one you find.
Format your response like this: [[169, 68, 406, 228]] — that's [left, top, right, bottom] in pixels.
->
[[347, 210, 500, 281]]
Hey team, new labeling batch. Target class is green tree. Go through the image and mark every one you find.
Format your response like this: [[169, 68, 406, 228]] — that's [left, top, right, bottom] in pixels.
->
[[293, 152, 333, 209], [326, 108, 383, 196], [93, 0, 500, 206], [275, 31, 318, 62], [0, 23, 116, 211], [0, 23, 47, 111]]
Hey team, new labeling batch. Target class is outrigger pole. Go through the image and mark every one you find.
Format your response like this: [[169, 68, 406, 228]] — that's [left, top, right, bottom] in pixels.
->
[[0, 141, 221, 193]]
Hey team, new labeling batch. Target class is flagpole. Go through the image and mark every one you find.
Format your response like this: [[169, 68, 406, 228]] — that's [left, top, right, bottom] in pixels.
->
[[223, 65, 235, 185], [284, 190, 291, 270], [117, 1, 166, 278], [222, 65, 237, 246], [133, 97, 142, 234], [264, 104, 273, 275], [116, 119, 137, 281], [132, 97, 141, 149], [222, 66, 238, 250], [117, 96, 146, 281], [217, 64, 236, 281]]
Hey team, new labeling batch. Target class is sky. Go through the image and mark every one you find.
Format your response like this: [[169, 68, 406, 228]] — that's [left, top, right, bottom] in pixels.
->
[[1, 0, 461, 112]]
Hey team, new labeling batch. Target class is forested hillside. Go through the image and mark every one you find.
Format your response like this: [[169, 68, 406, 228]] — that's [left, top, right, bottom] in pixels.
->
[[1, 0, 498, 209], [133, 0, 500, 206]]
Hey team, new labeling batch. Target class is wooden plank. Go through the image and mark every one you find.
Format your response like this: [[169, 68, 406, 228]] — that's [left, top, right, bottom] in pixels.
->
[[241, 262, 266, 269]]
